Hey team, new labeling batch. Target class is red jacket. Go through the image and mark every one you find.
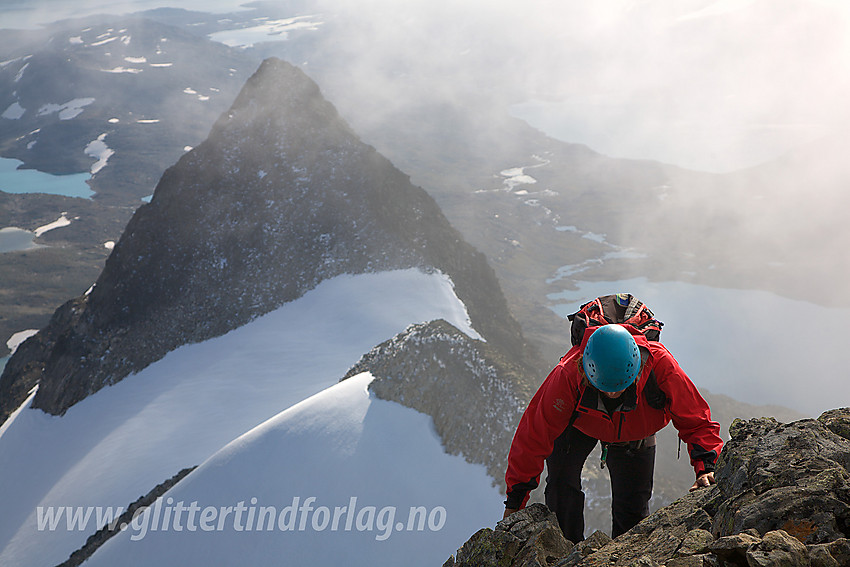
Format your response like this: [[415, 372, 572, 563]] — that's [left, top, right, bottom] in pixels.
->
[[504, 325, 723, 509]]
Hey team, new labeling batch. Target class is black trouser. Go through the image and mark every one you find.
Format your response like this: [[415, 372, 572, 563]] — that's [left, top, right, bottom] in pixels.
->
[[544, 426, 655, 543]]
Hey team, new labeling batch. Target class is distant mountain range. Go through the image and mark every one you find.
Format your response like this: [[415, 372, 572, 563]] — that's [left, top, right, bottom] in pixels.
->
[[0, 13, 261, 355]]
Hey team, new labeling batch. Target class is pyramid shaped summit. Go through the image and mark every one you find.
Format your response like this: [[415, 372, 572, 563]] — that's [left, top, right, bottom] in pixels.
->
[[0, 58, 534, 419]]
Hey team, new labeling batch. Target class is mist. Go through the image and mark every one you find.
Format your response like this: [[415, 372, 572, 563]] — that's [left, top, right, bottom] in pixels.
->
[[279, 0, 850, 300], [4, 0, 850, 410], [8, 0, 849, 170], [272, 0, 850, 167]]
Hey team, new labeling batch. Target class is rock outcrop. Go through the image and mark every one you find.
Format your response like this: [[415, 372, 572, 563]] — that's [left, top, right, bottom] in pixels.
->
[[444, 408, 850, 567], [343, 319, 537, 482]]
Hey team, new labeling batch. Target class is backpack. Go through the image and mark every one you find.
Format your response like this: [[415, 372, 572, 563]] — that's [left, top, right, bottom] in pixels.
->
[[566, 293, 667, 410], [567, 293, 663, 346]]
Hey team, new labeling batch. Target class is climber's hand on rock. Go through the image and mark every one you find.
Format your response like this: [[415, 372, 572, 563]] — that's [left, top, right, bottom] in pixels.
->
[[690, 471, 715, 492]]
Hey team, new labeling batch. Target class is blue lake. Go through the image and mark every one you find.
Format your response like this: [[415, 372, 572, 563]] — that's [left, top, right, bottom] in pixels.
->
[[0, 157, 93, 252], [549, 278, 849, 418], [0, 227, 42, 253], [0, 157, 93, 199]]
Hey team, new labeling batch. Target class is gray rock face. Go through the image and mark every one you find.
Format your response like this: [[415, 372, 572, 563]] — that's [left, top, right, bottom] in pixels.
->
[[713, 415, 850, 543], [344, 319, 536, 482], [443, 504, 574, 567], [0, 57, 534, 420], [445, 409, 850, 567]]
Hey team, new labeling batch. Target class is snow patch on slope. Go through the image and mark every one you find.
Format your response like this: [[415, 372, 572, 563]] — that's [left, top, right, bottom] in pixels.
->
[[36, 98, 95, 120], [85, 372, 502, 566], [84, 134, 114, 174], [0, 269, 482, 567]]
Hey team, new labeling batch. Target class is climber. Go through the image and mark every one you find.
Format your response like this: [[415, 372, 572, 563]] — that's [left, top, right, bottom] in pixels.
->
[[503, 323, 723, 543]]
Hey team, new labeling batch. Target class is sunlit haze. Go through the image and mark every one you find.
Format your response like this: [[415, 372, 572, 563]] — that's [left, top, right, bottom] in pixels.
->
[[6, 0, 849, 171]]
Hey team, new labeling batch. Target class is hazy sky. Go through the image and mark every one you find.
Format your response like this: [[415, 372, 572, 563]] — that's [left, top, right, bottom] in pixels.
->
[[507, 0, 850, 170], [316, 0, 850, 171], [5, 0, 849, 172]]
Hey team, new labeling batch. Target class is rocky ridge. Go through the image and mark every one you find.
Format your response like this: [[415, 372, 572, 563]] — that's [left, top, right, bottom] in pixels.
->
[[0, 57, 537, 421], [444, 408, 850, 567], [343, 319, 537, 482]]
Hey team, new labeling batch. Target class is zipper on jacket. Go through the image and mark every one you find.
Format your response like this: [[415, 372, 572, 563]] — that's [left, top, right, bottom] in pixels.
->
[[617, 413, 625, 440]]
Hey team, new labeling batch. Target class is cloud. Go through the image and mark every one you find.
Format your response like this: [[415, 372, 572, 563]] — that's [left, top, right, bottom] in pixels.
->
[[247, 0, 841, 172], [5, 0, 849, 298]]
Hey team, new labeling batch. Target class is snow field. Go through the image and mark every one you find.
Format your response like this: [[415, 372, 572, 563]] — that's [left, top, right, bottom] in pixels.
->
[[85, 372, 502, 566], [0, 269, 489, 567]]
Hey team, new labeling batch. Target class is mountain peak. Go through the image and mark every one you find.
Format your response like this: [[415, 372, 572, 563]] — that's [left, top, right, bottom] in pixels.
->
[[219, 57, 327, 124], [0, 58, 534, 419]]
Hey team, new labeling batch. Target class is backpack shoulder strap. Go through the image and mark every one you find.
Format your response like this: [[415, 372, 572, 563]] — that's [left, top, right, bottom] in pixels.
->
[[643, 369, 666, 410], [639, 347, 667, 410]]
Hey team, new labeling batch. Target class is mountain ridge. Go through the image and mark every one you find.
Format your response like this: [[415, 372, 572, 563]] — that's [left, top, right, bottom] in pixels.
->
[[0, 52, 827, 567], [343, 318, 536, 483], [0, 269, 500, 567], [0, 57, 538, 421]]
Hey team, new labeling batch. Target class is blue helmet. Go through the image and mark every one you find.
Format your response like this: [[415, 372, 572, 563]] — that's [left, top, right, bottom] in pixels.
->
[[582, 324, 641, 392]]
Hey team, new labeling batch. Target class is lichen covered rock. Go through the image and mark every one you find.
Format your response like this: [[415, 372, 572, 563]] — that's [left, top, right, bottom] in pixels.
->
[[444, 409, 850, 567], [444, 504, 572, 567]]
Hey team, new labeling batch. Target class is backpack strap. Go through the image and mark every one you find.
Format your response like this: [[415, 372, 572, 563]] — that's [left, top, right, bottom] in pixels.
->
[[559, 377, 589, 453], [643, 368, 666, 410], [639, 345, 667, 410]]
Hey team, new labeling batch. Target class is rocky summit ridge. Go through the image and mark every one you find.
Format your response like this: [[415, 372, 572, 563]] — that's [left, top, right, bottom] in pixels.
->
[[0, 57, 536, 421], [343, 319, 537, 483], [445, 409, 850, 567]]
